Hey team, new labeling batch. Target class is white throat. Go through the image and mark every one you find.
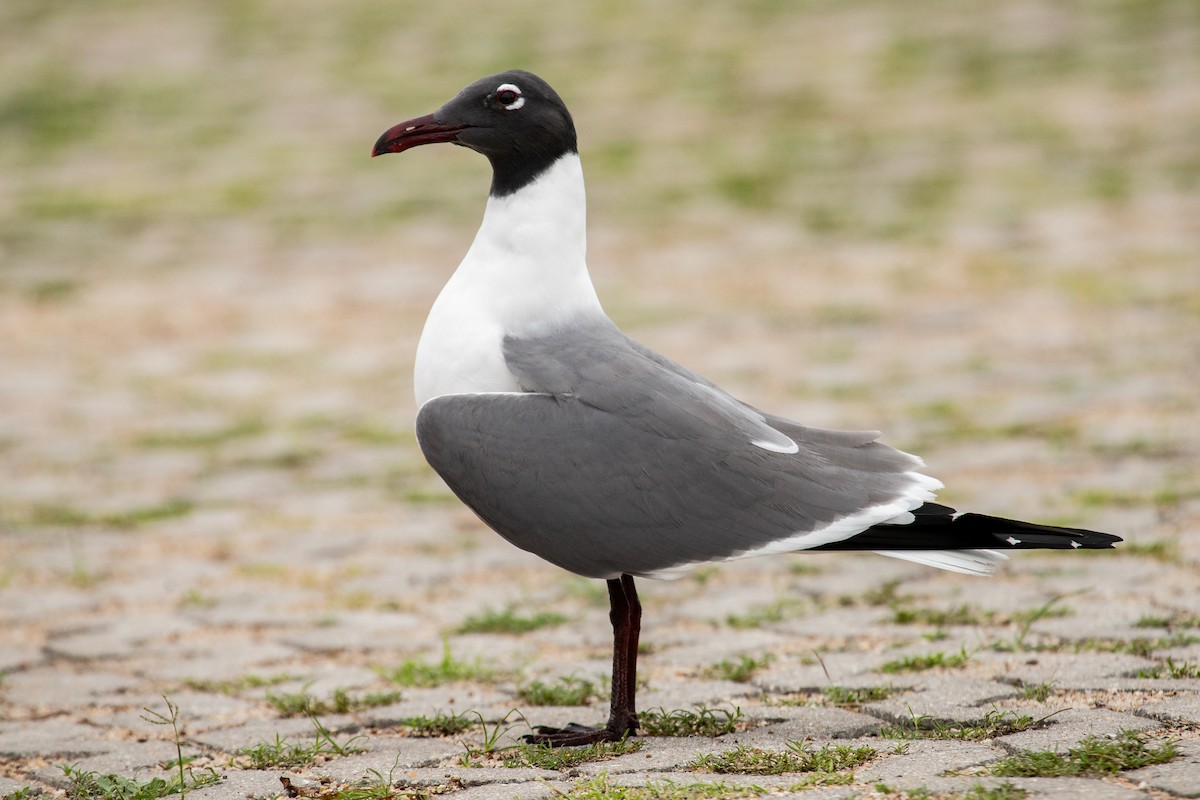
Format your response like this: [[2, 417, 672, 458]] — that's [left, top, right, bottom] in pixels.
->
[[413, 153, 604, 405]]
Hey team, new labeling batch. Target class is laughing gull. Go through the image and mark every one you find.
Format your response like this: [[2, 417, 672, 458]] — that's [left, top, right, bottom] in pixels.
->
[[372, 70, 1121, 746]]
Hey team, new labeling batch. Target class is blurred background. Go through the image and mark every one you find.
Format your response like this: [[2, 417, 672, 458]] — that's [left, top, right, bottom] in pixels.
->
[[1, 0, 1198, 602]]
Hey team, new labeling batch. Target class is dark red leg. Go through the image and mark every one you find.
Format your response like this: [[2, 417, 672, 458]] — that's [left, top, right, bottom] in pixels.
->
[[524, 574, 641, 747]]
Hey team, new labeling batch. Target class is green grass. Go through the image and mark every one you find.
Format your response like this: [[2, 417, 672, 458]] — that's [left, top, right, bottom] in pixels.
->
[[1134, 612, 1200, 629], [640, 706, 743, 737], [699, 654, 775, 683], [822, 685, 895, 705], [516, 675, 600, 706], [724, 599, 803, 629], [878, 708, 1060, 740], [1019, 681, 1056, 702], [691, 742, 875, 776], [396, 710, 475, 737], [556, 774, 769, 800], [880, 647, 972, 674], [456, 606, 569, 634], [265, 687, 404, 716], [180, 673, 297, 695], [134, 419, 266, 449], [500, 739, 643, 769], [60, 764, 220, 800], [988, 729, 1177, 777], [234, 716, 366, 768], [1134, 657, 1200, 679], [29, 498, 194, 529], [379, 641, 498, 687]]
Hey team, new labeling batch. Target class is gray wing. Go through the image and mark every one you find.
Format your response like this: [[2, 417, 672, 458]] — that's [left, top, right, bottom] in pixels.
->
[[415, 320, 938, 579]]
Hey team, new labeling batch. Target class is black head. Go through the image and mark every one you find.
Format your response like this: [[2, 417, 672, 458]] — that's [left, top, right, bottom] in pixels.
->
[[373, 70, 577, 197]]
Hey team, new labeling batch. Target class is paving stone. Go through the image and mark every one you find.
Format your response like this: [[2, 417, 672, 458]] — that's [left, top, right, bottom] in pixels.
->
[[1122, 737, 1200, 796], [186, 769, 286, 800], [751, 705, 882, 739], [853, 739, 1003, 783], [2, 666, 142, 709], [0, 776, 38, 797], [0, 719, 114, 758]]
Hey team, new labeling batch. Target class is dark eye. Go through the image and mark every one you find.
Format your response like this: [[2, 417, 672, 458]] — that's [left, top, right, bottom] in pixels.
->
[[493, 83, 525, 110]]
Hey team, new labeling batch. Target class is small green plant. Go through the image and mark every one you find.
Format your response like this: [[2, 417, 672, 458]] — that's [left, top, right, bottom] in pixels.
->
[[397, 710, 475, 737], [880, 647, 972, 673], [233, 715, 366, 768], [878, 707, 1061, 740], [1020, 681, 1055, 702], [700, 653, 775, 683], [517, 675, 600, 706], [891, 604, 993, 626], [555, 773, 768, 800], [60, 763, 221, 800], [456, 606, 568, 634], [180, 673, 296, 695], [1134, 657, 1200, 679], [501, 738, 643, 769], [988, 729, 1177, 777], [822, 685, 894, 705], [725, 598, 803, 628], [458, 710, 525, 766], [1134, 612, 1200, 629], [266, 687, 404, 716], [640, 706, 743, 737], [691, 742, 874, 775], [380, 640, 497, 687], [137, 696, 220, 800]]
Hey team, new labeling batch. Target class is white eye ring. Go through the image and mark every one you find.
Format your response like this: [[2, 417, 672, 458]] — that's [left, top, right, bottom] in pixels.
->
[[495, 83, 525, 111]]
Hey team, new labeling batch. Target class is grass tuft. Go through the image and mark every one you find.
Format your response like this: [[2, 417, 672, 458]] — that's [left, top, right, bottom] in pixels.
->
[[640, 706, 743, 737], [516, 676, 600, 706], [500, 739, 643, 769], [380, 640, 498, 687], [823, 685, 894, 705], [396, 710, 475, 737], [989, 729, 1176, 777], [456, 606, 569, 635], [879, 707, 1060, 740], [691, 741, 875, 775], [880, 647, 972, 674], [699, 654, 775, 683], [556, 773, 768, 800]]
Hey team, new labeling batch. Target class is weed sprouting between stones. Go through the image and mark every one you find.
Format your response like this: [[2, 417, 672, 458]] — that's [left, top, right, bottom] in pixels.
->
[[379, 640, 499, 687], [517, 675, 601, 706], [266, 686, 404, 716], [880, 647, 972, 673], [987, 729, 1177, 777], [233, 714, 366, 769], [878, 707, 1063, 740], [396, 710, 475, 737], [639, 705, 743, 737], [699, 653, 775, 683], [456, 605, 569, 634], [823, 685, 895, 705], [690, 741, 875, 775]]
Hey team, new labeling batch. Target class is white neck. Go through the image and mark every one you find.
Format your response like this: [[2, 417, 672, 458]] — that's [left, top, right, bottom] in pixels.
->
[[413, 153, 605, 404]]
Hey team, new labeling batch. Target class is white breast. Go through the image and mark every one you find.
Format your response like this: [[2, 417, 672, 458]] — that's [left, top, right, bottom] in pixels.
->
[[413, 153, 605, 405]]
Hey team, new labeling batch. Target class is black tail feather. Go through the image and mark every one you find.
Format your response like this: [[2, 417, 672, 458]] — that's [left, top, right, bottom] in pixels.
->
[[812, 505, 1122, 552]]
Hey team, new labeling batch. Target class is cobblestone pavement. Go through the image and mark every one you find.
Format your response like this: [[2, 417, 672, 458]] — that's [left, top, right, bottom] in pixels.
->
[[2, 232, 1198, 799], [2, 4, 1200, 796]]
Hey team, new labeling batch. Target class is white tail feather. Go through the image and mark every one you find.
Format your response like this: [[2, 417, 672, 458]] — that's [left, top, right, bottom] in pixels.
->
[[874, 549, 1007, 576]]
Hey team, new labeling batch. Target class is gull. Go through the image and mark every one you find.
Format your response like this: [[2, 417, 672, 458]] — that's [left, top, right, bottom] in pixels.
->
[[372, 70, 1120, 746]]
